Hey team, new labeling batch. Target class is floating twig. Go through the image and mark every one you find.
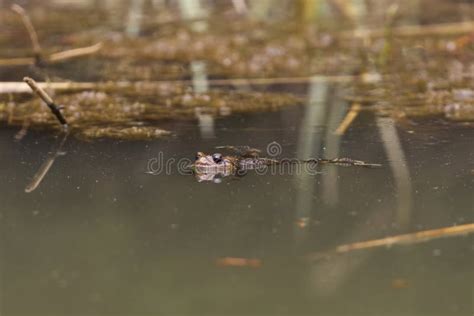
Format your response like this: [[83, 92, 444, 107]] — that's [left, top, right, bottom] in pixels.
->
[[23, 77, 68, 129], [48, 43, 103, 62], [0, 57, 38, 67], [334, 103, 361, 135], [343, 21, 474, 39], [216, 257, 262, 268], [0, 81, 96, 94], [78, 126, 171, 140], [0, 75, 356, 94], [307, 223, 474, 261], [0, 43, 103, 67]]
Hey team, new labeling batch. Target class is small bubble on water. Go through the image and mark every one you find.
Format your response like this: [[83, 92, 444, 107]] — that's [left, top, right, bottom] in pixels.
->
[[433, 249, 442, 256]]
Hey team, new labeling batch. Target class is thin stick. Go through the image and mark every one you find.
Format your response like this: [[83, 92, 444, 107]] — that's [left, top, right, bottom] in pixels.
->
[[0, 42, 103, 66], [0, 81, 96, 94], [23, 77, 68, 129], [48, 42, 103, 62], [307, 223, 474, 261], [0, 75, 356, 94], [343, 21, 474, 39], [11, 4, 42, 59], [205, 75, 355, 85], [0, 57, 36, 66], [334, 103, 361, 135]]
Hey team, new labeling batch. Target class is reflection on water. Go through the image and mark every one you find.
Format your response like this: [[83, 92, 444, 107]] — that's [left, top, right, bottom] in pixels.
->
[[0, 82, 472, 315], [377, 117, 413, 228]]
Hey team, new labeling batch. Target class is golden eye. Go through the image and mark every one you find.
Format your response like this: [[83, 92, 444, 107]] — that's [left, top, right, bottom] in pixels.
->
[[195, 152, 204, 160]]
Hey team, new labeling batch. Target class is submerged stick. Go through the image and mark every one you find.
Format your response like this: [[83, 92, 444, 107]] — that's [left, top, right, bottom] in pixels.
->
[[23, 77, 68, 129], [25, 133, 68, 193], [307, 223, 474, 261], [334, 103, 361, 135], [11, 4, 42, 60]]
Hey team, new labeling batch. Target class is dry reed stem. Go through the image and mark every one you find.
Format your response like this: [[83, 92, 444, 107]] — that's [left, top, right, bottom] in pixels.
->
[[11, 4, 42, 57], [23, 77, 68, 128], [0, 75, 355, 94], [343, 21, 474, 39], [0, 43, 103, 66], [334, 103, 361, 135], [307, 222, 474, 261]]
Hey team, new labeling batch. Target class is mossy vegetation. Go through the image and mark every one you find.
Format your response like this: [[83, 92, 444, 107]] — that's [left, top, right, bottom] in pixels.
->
[[0, 83, 302, 139]]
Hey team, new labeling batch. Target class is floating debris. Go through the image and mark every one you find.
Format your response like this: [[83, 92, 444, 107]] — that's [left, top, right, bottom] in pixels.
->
[[215, 257, 262, 268], [78, 126, 171, 140], [391, 278, 411, 289]]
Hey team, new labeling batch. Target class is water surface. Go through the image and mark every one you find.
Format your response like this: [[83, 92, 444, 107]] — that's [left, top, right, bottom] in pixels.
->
[[1, 83, 472, 315]]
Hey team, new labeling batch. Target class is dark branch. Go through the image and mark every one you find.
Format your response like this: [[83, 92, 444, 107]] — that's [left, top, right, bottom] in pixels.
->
[[23, 77, 68, 129]]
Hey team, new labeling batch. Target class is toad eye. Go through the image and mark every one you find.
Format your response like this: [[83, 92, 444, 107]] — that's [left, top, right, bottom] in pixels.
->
[[212, 153, 223, 163], [195, 152, 204, 161]]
